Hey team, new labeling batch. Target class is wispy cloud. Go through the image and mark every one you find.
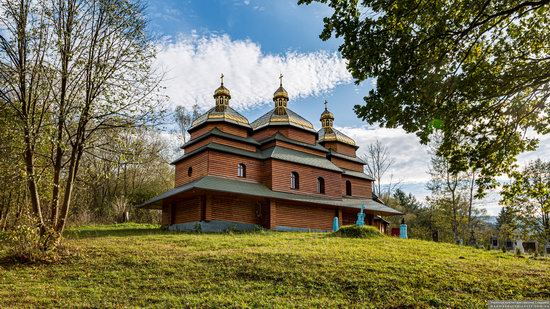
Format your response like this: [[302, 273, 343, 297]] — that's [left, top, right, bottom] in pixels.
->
[[338, 125, 431, 183], [155, 34, 352, 110], [338, 125, 549, 215]]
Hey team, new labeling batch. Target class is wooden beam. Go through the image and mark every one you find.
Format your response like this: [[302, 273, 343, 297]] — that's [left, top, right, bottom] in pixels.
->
[[204, 195, 212, 222], [268, 199, 277, 229]]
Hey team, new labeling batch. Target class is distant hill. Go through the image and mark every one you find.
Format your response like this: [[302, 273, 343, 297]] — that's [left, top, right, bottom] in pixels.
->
[[480, 215, 498, 226]]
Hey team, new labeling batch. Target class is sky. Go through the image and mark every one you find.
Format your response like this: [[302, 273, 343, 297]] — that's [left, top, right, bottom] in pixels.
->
[[147, 0, 549, 216]]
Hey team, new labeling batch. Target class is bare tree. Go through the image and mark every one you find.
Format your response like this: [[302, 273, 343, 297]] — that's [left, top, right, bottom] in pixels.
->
[[174, 104, 200, 143], [361, 139, 396, 196], [0, 0, 164, 244]]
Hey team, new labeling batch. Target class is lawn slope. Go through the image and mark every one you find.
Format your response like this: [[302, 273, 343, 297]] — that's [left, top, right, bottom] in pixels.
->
[[1, 224, 549, 308]]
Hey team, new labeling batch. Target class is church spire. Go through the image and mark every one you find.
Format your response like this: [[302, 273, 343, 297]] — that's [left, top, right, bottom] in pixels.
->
[[320, 99, 334, 130], [273, 73, 289, 115], [214, 73, 231, 112]]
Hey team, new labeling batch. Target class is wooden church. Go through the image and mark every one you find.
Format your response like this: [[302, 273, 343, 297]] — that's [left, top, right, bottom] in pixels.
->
[[139, 75, 401, 232]]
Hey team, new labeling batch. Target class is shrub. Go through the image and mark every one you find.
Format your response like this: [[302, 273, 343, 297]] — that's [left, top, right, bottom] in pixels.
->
[[333, 225, 382, 238], [4, 213, 62, 264], [193, 222, 202, 233]]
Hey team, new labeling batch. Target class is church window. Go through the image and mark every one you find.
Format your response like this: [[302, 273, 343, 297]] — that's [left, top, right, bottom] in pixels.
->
[[317, 177, 325, 194], [290, 172, 299, 190], [188, 167, 193, 177], [238, 163, 246, 178], [345, 180, 352, 196]]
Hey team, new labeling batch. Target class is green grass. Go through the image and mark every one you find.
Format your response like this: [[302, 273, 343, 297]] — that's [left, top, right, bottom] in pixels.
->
[[1, 223, 549, 308]]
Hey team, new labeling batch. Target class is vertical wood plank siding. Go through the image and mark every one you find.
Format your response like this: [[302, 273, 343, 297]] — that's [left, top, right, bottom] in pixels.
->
[[269, 159, 341, 198], [342, 176, 372, 198], [184, 136, 257, 153], [330, 157, 364, 172], [161, 203, 172, 225], [175, 151, 209, 186], [172, 197, 202, 224], [322, 142, 357, 157], [285, 128, 317, 145], [276, 203, 335, 230], [208, 151, 262, 183], [190, 123, 249, 139], [211, 196, 260, 224]]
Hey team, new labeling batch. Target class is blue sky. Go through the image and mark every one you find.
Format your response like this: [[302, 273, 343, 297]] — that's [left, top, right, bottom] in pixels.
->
[[146, 0, 549, 216]]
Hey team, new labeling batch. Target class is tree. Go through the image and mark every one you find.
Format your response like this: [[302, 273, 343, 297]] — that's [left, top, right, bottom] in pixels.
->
[[361, 139, 396, 196], [0, 0, 164, 245], [426, 145, 468, 244], [299, 0, 550, 193], [501, 159, 550, 241], [495, 206, 519, 242], [174, 104, 201, 144]]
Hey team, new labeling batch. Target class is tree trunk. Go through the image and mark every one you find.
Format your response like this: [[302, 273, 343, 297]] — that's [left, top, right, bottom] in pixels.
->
[[467, 171, 476, 245], [24, 130, 45, 228], [55, 143, 83, 234]]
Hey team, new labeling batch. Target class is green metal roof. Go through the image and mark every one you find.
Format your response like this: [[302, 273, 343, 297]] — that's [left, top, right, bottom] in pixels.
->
[[328, 150, 367, 164], [171, 143, 263, 165], [181, 128, 260, 149], [342, 169, 374, 180], [261, 146, 342, 172], [136, 176, 402, 216], [173, 143, 342, 173]]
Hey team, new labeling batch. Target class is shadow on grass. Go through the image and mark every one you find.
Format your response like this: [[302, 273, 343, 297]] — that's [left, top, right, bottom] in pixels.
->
[[64, 225, 278, 239], [64, 227, 169, 239]]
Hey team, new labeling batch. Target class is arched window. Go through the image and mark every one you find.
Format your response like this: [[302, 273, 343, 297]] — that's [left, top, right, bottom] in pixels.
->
[[317, 177, 325, 194], [188, 167, 193, 177], [345, 180, 352, 196], [290, 172, 299, 190], [237, 163, 246, 178]]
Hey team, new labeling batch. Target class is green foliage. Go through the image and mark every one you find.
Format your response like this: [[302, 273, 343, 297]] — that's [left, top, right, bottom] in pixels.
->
[[333, 225, 383, 238], [496, 206, 519, 241], [299, 0, 550, 193], [515, 247, 523, 257], [193, 222, 202, 233], [70, 127, 172, 225], [501, 159, 550, 241], [1, 224, 549, 307], [3, 213, 61, 263]]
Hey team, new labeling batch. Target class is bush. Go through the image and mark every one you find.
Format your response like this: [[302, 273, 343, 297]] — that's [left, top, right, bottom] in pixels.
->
[[332, 225, 383, 238], [4, 213, 62, 264]]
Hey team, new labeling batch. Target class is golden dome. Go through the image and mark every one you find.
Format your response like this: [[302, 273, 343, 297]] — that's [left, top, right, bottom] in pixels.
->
[[214, 73, 231, 98], [214, 85, 231, 98], [251, 108, 315, 132], [320, 107, 334, 121], [318, 127, 357, 146], [273, 85, 289, 100], [273, 73, 289, 100], [191, 106, 250, 129]]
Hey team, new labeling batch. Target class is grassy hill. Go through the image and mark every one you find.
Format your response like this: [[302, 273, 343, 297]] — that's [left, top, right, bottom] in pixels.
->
[[1, 223, 549, 308]]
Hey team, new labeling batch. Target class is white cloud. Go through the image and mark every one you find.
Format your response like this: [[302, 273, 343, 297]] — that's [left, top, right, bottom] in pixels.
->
[[338, 125, 431, 184], [155, 34, 352, 110], [339, 125, 550, 216]]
